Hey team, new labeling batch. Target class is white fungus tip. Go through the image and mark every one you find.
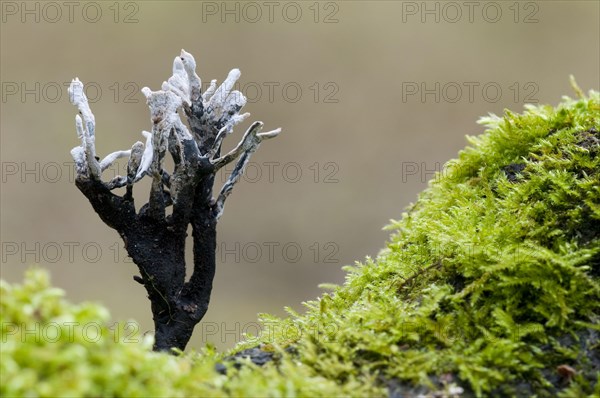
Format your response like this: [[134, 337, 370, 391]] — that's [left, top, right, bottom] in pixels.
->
[[141, 87, 152, 98], [229, 69, 241, 79]]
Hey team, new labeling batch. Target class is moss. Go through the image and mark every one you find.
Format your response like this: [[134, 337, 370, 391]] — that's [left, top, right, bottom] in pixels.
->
[[2, 88, 599, 397]]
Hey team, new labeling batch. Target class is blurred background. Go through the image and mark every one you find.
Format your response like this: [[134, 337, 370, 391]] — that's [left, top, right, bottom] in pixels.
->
[[1, 1, 598, 350]]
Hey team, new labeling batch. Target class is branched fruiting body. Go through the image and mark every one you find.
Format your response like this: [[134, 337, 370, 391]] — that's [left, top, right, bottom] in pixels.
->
[[68, 50, 280, 351]]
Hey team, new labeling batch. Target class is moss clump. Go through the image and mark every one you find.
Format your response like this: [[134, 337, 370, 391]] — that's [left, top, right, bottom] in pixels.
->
[[2, 89, 598, 397], [285, 89, 599, 397], [1, 269, 350, 397]]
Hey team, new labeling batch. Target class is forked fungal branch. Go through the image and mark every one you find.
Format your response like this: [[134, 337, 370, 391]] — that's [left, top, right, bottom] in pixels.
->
[[69, 50, 281, 351]]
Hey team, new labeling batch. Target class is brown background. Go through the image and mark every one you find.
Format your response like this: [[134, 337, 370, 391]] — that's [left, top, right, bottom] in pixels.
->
[[1, 1, 598, 350]]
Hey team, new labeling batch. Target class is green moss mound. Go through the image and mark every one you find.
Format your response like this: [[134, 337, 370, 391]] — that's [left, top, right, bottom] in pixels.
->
[[2, 89, 599, 397], [288, 89, 599, 396]]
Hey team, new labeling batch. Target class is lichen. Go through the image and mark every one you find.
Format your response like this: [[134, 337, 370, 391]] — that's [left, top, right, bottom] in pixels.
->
[[2, 89, 598, 397]]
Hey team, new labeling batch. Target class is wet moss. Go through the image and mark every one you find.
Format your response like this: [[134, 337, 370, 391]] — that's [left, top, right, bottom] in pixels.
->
[[2, 88, 598, 397]]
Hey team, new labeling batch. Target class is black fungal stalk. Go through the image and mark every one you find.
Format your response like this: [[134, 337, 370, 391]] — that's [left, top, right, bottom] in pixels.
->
[[68, 50, 280, 351]]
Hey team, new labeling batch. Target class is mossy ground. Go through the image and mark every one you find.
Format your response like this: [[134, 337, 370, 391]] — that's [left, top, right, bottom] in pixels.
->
[[2, 89, 599, 397]]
